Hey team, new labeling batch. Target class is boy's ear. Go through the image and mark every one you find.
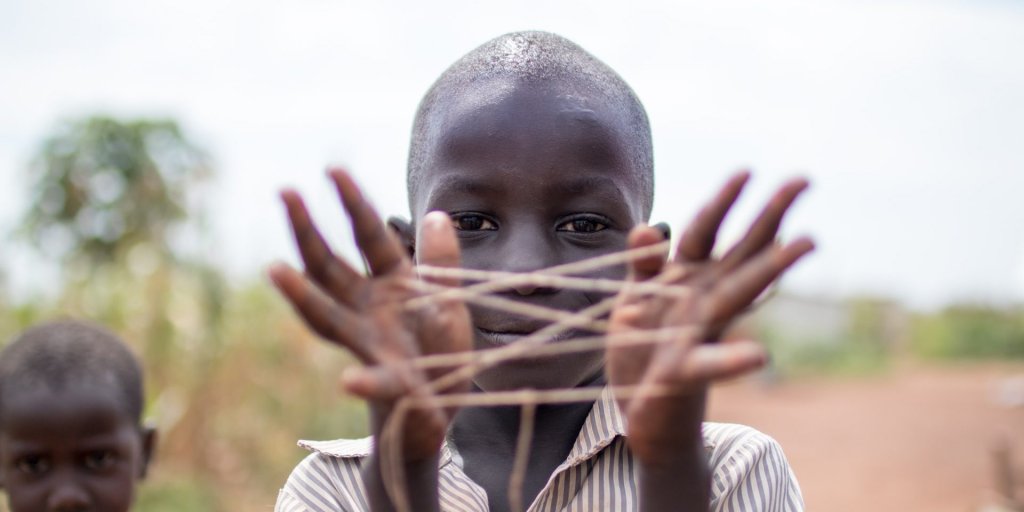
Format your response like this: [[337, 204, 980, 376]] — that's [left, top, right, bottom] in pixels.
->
[[386, 216, 416, 259], [651, 222, 672, 241], [138, 425, 157, 479]]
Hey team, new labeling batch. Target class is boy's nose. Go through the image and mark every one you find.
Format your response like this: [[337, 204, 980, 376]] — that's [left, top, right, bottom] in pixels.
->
[[494, 252, 558, 296], [496, 231, 560, 296], [48, 481, 91, 512]]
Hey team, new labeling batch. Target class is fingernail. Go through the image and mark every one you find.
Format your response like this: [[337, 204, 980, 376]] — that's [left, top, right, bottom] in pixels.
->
[[267, 262, 286, 284], [794, 237, 816, 252], [423, 211, 449, 231], [339, 367, 365, 392]]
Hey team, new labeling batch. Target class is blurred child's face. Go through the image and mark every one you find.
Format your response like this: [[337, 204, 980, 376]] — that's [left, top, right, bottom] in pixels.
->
[[411, 78, 648, 391], [0, 383, 153, 512]]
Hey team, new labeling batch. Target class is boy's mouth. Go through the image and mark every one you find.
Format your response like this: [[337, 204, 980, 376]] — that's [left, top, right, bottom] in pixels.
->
[[474, 326, 580, 346]]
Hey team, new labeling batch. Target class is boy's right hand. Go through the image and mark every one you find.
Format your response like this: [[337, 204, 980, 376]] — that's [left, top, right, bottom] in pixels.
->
[[269, 168, 472, 464]]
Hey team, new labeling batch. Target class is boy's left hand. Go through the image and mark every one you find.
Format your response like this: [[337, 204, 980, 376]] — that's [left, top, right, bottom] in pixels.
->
[[606, 172, 813, 468]]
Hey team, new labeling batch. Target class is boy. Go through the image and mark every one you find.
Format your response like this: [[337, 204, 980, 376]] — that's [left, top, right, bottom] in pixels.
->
[[0, 320, 156, 512], [272, 31, 811, 511]]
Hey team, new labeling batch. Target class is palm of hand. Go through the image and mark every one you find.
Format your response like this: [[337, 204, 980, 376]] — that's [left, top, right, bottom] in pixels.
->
[[606, 173, 814, 465], [270, 169, 472, 462]]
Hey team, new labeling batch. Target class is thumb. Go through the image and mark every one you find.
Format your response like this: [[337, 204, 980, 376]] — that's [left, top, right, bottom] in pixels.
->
[[610, 225, 670, 332], [417, 211, 461, 288], [626, 224, 668, 283], [340, 366, 410, 402]]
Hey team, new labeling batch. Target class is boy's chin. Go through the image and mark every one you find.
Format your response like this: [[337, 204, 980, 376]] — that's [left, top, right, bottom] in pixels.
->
[[472, 355, 605, 393]]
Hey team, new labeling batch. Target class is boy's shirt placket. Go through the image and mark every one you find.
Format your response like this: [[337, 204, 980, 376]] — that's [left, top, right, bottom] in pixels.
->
[[278, 387, 804, 512]]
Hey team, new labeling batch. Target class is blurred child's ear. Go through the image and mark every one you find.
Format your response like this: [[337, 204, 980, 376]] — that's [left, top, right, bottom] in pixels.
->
[[138, 425, 158, 479], [386, 216, 416, 258], [652, 222, 671, 241]]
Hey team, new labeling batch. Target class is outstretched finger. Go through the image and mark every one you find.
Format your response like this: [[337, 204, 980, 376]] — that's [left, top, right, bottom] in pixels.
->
[[415, 211, 473, 357], [340, 365, 411, 402], [675, 171, 750, 263], [607, 225, 672, 385], [627, 225, 668, 282], [674, 340, 767, 384], [703, 237, 815, 328], [269, 262, 377, 363], [281, 189, 364, 305], [721, 178, 808, 269], [329, 168, 410, 277], [611, 225, 671, 328], [417, 211, 462, 289]]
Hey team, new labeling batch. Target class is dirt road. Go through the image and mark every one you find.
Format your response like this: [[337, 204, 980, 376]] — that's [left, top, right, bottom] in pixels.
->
[[707, 364, 1024, 511]]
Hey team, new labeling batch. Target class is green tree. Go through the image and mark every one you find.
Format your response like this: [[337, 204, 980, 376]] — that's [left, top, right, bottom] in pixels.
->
[[21, 116, 212, 268], [6, 114, 364, 510], [10, 115, 231, 508]]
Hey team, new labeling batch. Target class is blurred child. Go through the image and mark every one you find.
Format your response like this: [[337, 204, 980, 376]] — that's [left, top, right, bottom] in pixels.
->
[[0, 320, 155, 512], [273, 31, 812, 511]]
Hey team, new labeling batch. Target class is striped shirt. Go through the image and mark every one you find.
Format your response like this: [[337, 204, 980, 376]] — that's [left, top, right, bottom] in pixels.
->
[[276, 388, 803, 511]]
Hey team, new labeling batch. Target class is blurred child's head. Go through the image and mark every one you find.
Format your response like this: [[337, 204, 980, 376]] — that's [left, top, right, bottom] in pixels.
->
[[0, 320, 155, 512], [398, 32, 655, 390]]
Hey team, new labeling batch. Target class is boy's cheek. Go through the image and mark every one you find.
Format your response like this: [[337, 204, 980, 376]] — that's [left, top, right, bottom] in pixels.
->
[[82, 470, 137, 512], [5, 483, 47, 512]]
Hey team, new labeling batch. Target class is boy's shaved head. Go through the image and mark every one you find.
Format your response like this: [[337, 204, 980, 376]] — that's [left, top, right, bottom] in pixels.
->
[[0, 320, 144, 424], [408, 31, 654, 218]]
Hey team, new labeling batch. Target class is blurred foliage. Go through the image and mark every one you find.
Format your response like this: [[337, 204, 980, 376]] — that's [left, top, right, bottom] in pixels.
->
[[751, 296, 897, 376], [910, 304, 1024, 359], [133, 477, 218, 512], [20, 116, 210, 268], [759, 332, 890, 378], [755, 296, 1024, 377], [0, 272, 368, 511], [0, 115, 367, 511]]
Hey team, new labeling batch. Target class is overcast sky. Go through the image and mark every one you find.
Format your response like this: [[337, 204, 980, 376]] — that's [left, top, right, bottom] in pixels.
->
[[1, 0, 1022, 310]]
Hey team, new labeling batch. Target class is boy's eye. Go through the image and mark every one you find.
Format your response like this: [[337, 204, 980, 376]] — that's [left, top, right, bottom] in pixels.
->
[[82, 450, 118, 471], [15, 455, 50, 475], [557, 217, 608, 233], [451, 214, 497, 231]]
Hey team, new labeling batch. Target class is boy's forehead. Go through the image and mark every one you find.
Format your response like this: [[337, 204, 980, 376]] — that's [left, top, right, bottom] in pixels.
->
[[1, 380, 132, 430], [430, 76, 631, 138], [413, 77, 645, 210]]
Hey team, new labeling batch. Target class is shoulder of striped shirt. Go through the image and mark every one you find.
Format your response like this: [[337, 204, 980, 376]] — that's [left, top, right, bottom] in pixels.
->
[[702, 422, 795, 471], [293, 421, 784, 464], [704, 421, 782, 455], [284, 423, 802, 510], [702, 423, 805, 510]]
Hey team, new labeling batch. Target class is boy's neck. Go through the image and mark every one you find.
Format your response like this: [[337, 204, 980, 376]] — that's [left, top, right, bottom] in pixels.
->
[[449, 372, 606, 453], [447, 373, 606, 511], [449, 398, 595, 453]]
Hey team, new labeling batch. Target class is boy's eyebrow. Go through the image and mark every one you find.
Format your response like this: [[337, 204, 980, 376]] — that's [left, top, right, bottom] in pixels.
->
[[428, 175, 500, 196], [2, 439, 49, 452], [422, 175, 501, 206], [550, 175, 626, 198], [425, 173, 633, 208]]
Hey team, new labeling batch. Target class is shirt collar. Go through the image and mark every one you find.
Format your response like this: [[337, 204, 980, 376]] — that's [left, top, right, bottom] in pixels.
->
[[298, 436, 374, 458], [298, 386, 626, 470], [561, 386, 626, 467]]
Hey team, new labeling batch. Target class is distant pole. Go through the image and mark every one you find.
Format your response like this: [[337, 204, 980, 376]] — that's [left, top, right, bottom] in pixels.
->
[[993, 434, 1021, 511]]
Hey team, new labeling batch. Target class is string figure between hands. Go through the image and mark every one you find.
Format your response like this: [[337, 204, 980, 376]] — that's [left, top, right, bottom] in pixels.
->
[[271, 168, 813, 512]]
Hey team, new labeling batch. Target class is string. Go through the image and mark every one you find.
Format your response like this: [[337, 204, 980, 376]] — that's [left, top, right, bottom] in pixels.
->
[[370, 242, 706, 512], [509, 398, 536, 512]]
